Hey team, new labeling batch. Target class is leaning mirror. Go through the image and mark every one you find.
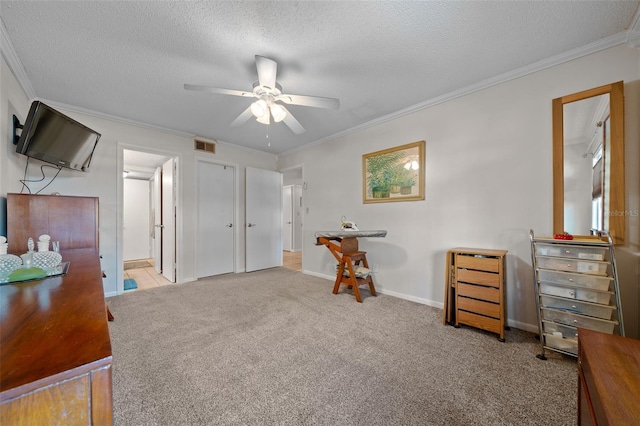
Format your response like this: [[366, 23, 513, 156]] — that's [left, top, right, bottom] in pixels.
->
[[553, 81, 625, 244]]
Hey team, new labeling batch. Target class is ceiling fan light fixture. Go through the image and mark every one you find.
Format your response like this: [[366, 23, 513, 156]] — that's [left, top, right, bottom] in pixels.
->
[[250, 99, 267, 117], [270, 104, 286, 123], [256, 110, 271, 125]]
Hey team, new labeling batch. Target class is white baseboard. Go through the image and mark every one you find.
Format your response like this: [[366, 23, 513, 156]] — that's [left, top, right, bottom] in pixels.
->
[[506, 319, 539, 334], [300, 270, 538, 332]]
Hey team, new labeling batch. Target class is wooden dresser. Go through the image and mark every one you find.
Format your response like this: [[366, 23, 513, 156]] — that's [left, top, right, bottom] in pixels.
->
[[444, 248, 508, 341], [578, 327, 640, 425], [0, 248, 113, 424]]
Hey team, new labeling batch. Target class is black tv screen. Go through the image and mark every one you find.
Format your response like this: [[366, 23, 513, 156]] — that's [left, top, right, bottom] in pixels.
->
[[16, 101, 101, 172]]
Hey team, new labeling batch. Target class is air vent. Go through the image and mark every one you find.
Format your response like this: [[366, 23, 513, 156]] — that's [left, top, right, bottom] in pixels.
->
[[194, 138, 215, 154]]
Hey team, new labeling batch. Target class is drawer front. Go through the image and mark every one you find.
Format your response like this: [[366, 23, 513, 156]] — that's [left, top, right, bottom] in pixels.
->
[[458, 297, 500, 319], [456, 268, 500, 288], [455, 255, 500, 273], [542, 320, 579, 339], [541, 308, 616, 334], [540, 295, 615, 320], [537, 269, 612, 291], [457, 282, 500, 303], [535, 243, 606, 261], [457, 310, 501, 335], [536, 256, 609, 276], [544, 333, 578, 355], [539, 282, 612, 305]]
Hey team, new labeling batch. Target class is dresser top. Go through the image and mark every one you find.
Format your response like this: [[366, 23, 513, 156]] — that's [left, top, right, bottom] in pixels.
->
[[0, 248, 112, 399], [579, 327, 640, 423], [450, 247, 508, 257]]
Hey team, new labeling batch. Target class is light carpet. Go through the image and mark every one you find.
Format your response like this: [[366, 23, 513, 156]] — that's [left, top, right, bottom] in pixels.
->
[[107, 267, 577, 425]]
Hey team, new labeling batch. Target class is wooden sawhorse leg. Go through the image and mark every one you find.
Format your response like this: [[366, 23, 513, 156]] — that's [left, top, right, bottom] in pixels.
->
[[333, 251, 377, 303]]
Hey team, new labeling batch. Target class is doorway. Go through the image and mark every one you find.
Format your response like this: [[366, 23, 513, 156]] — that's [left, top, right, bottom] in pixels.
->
[[281, 166, 303, 272], [122, 148, 177, 291]]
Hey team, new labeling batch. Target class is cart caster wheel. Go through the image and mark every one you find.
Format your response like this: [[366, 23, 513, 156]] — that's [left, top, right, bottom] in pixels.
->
[[453, 324, 460, 328], [498, 338, 505, 342], [505, 326, 511, 331], [536, 354, 547, 361]]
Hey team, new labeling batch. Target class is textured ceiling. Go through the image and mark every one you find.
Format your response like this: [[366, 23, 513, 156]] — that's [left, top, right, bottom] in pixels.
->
[[1, 1, 638, 155]]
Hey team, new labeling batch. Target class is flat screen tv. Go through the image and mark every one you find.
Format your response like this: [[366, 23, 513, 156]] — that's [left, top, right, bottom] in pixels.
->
[[16, 101, 101, 172]]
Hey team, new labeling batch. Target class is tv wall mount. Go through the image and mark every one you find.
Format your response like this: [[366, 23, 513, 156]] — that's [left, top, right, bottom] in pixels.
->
[[13, 115, 23, 145]]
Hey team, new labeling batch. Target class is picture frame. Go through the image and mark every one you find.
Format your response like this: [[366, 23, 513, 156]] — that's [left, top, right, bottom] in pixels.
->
[[362, 140, 425, 203]]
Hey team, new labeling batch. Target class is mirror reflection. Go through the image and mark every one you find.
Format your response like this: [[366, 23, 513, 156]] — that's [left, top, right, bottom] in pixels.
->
[[563, 94, 609, 235], [552, 81, 624, 244]]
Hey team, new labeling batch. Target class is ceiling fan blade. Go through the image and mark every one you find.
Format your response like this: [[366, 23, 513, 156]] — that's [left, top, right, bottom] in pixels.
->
[[255, 55, 277, 89], [230, 106, 254, 127], [184, 84, 253, 97], [280, 105, 306, 135], [278, 93, 340, 109]]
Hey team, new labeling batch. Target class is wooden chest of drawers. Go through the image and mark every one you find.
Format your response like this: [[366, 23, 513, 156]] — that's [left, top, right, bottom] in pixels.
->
[[447, 248, 508, 341]]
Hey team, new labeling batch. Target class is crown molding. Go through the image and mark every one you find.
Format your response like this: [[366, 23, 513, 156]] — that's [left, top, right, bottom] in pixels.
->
[[627, 5, 640, 49], [280, 31, 628, 158], [39, 98, 193, 136], [0, 18, 36, 99], [42, 98, 278, 159]]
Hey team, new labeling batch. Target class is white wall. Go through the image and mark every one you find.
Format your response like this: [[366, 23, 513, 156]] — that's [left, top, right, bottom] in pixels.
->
[[278, 45, 640, 333], [123, 178, 151, 261], [1, 55, 278, 297]]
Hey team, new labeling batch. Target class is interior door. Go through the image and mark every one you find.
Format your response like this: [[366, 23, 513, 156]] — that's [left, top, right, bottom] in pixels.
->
[[293, 184, 303, 251], [161, 158, 175, 282], [197, 162, 235, 277], [152, 167, 162, 274], [282, 185, 293, 252], [246, 167, 282, 272]]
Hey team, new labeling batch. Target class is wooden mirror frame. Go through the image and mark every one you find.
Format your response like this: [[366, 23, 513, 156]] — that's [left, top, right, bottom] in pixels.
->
[[552, 81, 625, 244]]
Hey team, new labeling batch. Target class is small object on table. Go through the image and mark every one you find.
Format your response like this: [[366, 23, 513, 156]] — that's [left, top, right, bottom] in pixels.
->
[[0, 236, 7, 255], [315, 230, 387, 303], [553, 231, 573, 240]]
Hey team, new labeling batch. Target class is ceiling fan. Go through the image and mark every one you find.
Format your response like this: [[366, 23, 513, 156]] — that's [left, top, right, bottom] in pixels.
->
[[184, 55, 339, 135]]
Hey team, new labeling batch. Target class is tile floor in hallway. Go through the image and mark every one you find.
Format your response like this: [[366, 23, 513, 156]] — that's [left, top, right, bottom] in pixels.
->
[[124, 259, 172, 291], [283, 250, 302, 271]]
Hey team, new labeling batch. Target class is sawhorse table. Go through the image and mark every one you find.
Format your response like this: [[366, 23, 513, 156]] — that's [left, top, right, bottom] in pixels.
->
[[315, 230, 387, 303]]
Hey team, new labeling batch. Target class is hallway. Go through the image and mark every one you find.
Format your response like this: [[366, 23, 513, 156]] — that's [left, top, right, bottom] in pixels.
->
[[283, 251, 301, 272], [124, 259, 172, 291]]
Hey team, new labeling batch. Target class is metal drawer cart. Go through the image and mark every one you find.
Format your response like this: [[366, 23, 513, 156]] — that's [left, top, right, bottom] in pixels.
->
[[529, 230, 624, 360]]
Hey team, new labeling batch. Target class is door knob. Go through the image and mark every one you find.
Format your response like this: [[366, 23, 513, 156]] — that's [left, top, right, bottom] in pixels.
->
[[226, 223, 233, 228], [247, 223, 256, 227]]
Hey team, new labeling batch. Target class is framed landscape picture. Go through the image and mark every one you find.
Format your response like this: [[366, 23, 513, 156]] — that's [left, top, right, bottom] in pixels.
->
[[362, 140, 425, 203]]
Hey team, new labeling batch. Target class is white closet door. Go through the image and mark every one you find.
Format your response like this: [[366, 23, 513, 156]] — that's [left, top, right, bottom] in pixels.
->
[[282, 185, 293, 251], [197, 162, 235, 277], [161, 158, 175, 282], [246, 167, 282, 272], [152, 167, 162, 274], [293, 184, 303, 252]]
